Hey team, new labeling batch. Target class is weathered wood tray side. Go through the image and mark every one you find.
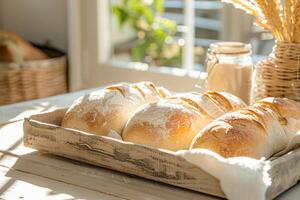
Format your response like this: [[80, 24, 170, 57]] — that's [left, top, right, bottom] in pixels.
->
[[23, 109, 225, 198], [23, 109, 300, 200], [267, 149, 300, 199]]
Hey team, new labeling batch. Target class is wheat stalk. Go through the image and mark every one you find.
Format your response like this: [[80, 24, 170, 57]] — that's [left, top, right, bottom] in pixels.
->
[[221, 0, 300, 43], [221, 0, 267, 26], [283, 0, 292, 42], [292, 1, 300, 42], [222, 0, 259, 17]]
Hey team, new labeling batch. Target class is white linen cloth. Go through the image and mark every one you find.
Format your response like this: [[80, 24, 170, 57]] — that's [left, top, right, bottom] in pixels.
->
[[175, 130, 300, 200], [176, 149, 271, 200]]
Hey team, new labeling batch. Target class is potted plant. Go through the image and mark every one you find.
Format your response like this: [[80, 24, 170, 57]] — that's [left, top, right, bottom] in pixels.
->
[[112, 0, 183, 67]]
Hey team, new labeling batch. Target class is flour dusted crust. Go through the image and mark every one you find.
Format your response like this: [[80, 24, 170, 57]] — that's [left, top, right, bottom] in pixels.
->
[[191, 97, 300, 159], [61, 82, 170, 136], [122, 92, 246, 151]]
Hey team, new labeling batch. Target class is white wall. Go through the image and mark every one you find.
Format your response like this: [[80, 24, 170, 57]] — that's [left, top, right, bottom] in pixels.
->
[[0, 0, 68, 51]]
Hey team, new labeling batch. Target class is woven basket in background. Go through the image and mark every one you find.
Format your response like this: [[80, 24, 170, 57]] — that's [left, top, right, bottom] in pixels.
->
[[0, 45, 67, 105], [255, 42, 300, 101]]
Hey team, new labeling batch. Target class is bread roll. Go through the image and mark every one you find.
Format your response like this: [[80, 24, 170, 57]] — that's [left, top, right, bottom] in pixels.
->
[[190, 97, 300, 159], [122, 92, 246, 151], [0, 30, 48, 62], [61, 82, 170, 136]]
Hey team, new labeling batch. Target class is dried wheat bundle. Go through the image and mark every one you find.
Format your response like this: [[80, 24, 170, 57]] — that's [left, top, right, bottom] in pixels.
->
[[222, 0, 300, 43]]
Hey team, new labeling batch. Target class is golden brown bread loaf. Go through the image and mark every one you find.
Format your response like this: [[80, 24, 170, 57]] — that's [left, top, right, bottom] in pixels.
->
[[61, 82, 170, 136], [190, 97, 300, 159], [122, 92, 246, 151], [0, 30, 48, 62]]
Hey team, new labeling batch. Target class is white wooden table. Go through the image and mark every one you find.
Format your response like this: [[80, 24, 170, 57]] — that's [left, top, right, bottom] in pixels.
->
[[0, 88, 299, 200]]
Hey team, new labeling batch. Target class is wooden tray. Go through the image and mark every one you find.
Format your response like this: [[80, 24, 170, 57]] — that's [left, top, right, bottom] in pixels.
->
[[23, 108, 300, 199]]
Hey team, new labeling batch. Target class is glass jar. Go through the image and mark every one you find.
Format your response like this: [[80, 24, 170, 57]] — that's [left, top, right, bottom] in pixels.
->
[[205, 42, 254, 105]]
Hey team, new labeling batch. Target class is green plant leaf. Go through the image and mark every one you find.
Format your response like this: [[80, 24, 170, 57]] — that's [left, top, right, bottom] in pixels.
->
[[112, 0, 182, 67], [140, 6, 154, 23], [112, 6, 128, 28], [154, 0, 164, 14]]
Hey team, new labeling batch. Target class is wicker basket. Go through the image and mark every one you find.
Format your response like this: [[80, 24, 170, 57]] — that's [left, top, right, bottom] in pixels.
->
[[0, 45, 67, 105], [254, 42, 300, 101]]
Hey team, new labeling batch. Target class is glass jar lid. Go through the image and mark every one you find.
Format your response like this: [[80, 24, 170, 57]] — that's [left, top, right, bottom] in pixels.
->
[[209, 42, 251, 55]]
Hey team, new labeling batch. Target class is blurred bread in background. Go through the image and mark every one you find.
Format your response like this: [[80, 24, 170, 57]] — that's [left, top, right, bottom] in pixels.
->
[[0, 30, 48, 62]]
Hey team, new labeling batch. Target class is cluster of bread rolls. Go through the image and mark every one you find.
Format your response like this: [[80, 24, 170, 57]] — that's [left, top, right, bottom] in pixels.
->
[[191, 97, 300, 159], [62, 81, 300, 159], [123, 92, 246, 151], [62, 82, 170, 136]]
